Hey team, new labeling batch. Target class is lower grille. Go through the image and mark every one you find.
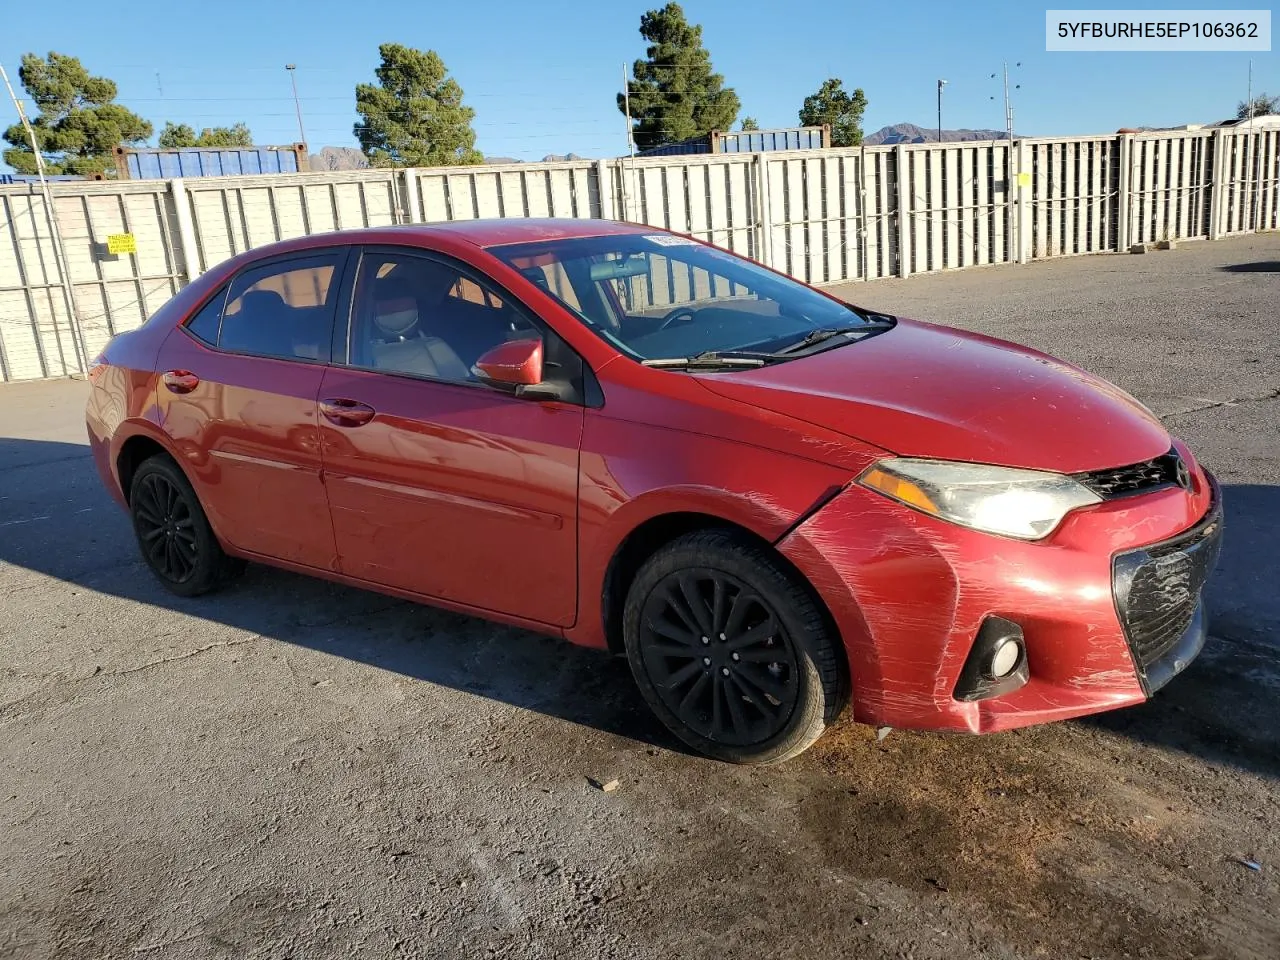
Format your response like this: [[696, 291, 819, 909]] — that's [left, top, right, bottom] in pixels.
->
[[1112, 500, 1223, 684]]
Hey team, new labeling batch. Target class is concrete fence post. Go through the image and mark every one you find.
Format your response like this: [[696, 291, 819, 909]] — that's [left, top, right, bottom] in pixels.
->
[[169, 178, 201, 282], [1016, 139, 1033, 264], [401, 169, 423, 223], [615, 159, 632, 222], [895, 144, 911, 278], [596, 159, 617, 220], [1208, 127, 1228, 239], [755, 152, 775, 269], [1116, 134, 1134, 251]]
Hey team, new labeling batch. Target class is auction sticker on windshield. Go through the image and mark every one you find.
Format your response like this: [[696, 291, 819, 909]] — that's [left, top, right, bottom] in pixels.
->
[[645, 234, 700, 246]]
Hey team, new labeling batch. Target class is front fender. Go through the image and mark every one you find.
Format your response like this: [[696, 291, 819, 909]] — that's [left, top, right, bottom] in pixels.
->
[[565, 413, 869, 649]]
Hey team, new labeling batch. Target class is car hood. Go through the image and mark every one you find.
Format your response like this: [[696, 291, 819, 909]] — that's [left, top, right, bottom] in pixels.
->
[[695, 319, 1171, 473]]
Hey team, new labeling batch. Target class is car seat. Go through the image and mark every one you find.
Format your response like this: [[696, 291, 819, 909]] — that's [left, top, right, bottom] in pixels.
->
[[219, 288, 304, 357], [368, 275, 469, 381]]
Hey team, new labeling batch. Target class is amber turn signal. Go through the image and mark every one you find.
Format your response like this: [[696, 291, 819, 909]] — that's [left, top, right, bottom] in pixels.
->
[[860, 466, 940, 514]]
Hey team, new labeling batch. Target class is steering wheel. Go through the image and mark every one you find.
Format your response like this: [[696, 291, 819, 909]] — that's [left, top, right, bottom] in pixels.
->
[[657, 306, 700, 331]]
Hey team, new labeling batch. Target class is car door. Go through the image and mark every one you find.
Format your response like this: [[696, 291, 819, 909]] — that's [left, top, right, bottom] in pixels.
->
[[156, 248, 352, 569], [316, 246, 586, 627]]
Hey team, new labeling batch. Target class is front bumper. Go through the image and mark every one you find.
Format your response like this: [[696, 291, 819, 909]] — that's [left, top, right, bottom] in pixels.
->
[[778, 462, 1221, 734]]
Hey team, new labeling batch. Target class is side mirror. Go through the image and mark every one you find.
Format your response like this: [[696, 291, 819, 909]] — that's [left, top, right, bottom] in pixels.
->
[[474, 337, 544, 388]]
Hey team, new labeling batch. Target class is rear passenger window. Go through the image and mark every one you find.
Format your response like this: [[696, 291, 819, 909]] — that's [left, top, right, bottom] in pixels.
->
[[218, 254, 344, 361], [184, 291, 225, 344]]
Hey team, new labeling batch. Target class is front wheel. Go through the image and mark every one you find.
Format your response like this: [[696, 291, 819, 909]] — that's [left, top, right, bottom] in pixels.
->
[[622, 530, 847, 764], [129, 455, 244, 597]]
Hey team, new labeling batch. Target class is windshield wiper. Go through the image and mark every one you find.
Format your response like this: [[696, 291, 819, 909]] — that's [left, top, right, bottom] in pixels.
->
[[773, 319, 896, 355], [641, 351, 768, 369]]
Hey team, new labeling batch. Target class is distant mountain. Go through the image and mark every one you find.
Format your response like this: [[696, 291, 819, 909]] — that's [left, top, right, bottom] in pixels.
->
[[865, 123, 1015, 145], [483, 153, 585, 165], [309, 146, 369, 171], [304, 148, 591, 170]]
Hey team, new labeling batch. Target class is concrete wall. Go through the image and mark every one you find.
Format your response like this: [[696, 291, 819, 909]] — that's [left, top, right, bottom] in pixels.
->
[[1, 127, 1277, 382]]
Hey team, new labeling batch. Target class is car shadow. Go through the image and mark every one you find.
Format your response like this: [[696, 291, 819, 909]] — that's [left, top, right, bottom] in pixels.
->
[[0, 436, 685, 757], [1, 437, 1276, 776], [1218, 260, 1280, 272]]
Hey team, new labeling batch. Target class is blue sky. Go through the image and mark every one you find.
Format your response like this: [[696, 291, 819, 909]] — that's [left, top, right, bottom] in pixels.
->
[[2, 0, 1275, 167]]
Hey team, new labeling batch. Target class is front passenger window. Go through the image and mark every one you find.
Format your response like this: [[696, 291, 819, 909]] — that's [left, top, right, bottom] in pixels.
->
[[349, 252, 538, 384], [218, 254, 344, 361]]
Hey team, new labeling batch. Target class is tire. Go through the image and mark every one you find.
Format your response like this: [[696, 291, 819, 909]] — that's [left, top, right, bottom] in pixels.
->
[[622, 529, 847, 764], [129, 454, 245, 597]]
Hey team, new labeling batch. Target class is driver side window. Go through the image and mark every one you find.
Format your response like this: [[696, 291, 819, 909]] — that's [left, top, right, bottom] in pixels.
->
[[347, 251, 539, 384]]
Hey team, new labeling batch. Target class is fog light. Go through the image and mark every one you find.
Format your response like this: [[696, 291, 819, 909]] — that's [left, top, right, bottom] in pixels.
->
[[954, 616, 1031, 702], [989, 638, 1022, 678]]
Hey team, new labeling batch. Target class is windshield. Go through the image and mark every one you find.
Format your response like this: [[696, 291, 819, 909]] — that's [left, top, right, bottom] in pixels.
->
[[488, 233, 888, 363]]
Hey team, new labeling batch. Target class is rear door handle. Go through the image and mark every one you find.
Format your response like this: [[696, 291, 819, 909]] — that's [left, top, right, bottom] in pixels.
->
[[320, 398, 376, 427], [162, 370, 200, 393]]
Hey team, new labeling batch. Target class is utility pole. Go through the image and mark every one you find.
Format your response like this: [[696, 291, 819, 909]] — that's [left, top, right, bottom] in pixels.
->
[[1246, 58, 1253, 123], [1246, 59, 1259, 231], [1002, 62, 1013, 142], [621, 63, 637, 220], [991, 61, 1021, 142], [285, 64, 307, 147], [937, 79, 948, 144], [990, 62, 1022, 262], [0, 60, 89, 374]]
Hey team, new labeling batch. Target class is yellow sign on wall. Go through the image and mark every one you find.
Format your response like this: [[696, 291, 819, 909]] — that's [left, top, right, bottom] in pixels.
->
[[1016, 172, 1032, 189], [106, 233, 137, 255]]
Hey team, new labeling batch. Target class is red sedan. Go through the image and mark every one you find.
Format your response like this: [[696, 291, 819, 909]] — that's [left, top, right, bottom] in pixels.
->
[[85, 219, 1222, 763]]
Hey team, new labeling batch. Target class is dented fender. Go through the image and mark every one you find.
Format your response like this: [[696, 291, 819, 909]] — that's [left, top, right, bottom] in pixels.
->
[[564, 413, 868, 650]]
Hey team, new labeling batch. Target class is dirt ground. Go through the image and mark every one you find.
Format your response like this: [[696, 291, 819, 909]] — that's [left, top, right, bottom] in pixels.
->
[[2, 234, 1278, 959]]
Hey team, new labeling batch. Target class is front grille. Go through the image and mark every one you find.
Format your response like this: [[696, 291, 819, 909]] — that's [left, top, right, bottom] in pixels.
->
[[1112, 503, 1223, 681], [1076, 448, 1183, 498], [1123, 559, 1200, 664]]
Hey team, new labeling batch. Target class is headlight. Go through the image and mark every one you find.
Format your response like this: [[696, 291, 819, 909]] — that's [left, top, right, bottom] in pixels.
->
[[858, 458, 1102, 540]]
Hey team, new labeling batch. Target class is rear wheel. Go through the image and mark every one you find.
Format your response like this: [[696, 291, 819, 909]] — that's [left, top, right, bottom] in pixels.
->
[[129, 455, 244, 597], [623, 529, 846, 764]]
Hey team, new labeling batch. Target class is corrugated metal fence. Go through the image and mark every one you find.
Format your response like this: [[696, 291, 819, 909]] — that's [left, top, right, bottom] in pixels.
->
[[2, 127, 1278, 382]]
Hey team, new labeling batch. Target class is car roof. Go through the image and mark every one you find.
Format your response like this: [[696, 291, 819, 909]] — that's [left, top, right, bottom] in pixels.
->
[[421, 217, 658, 246], [233, 218, 661, 264]]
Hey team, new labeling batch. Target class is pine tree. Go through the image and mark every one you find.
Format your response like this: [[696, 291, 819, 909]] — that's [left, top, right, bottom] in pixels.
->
[[2, 52, 152, 176], [618, 3, 740, 150], [799, 78, 868, 147], [354, 44, 482, 167], [158, 122, 253, 148], [1236, 93, 1280, 119]]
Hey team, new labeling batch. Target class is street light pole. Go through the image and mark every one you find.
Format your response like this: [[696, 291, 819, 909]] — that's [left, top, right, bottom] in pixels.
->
[[285, 64, 307, 147], [937, 79, 948, 144]]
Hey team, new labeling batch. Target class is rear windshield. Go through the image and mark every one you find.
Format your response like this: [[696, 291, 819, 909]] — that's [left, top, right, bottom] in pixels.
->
[[488, 234, 877, 362]]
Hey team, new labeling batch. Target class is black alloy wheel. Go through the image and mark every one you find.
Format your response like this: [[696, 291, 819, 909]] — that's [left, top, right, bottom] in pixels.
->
[[638, 570, 800, 746], [129, 455, 244, 597], [623, 529, 846, 764], [133, 470, 199, 584]]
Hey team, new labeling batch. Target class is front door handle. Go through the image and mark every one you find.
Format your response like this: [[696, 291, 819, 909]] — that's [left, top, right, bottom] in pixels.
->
[[320, 398, 376, 427], [162, 370, 200, 393]]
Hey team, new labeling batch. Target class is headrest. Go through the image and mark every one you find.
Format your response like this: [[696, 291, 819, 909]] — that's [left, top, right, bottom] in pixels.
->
[[239, 289, 287, 314], [372, 277, 419, 337]]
